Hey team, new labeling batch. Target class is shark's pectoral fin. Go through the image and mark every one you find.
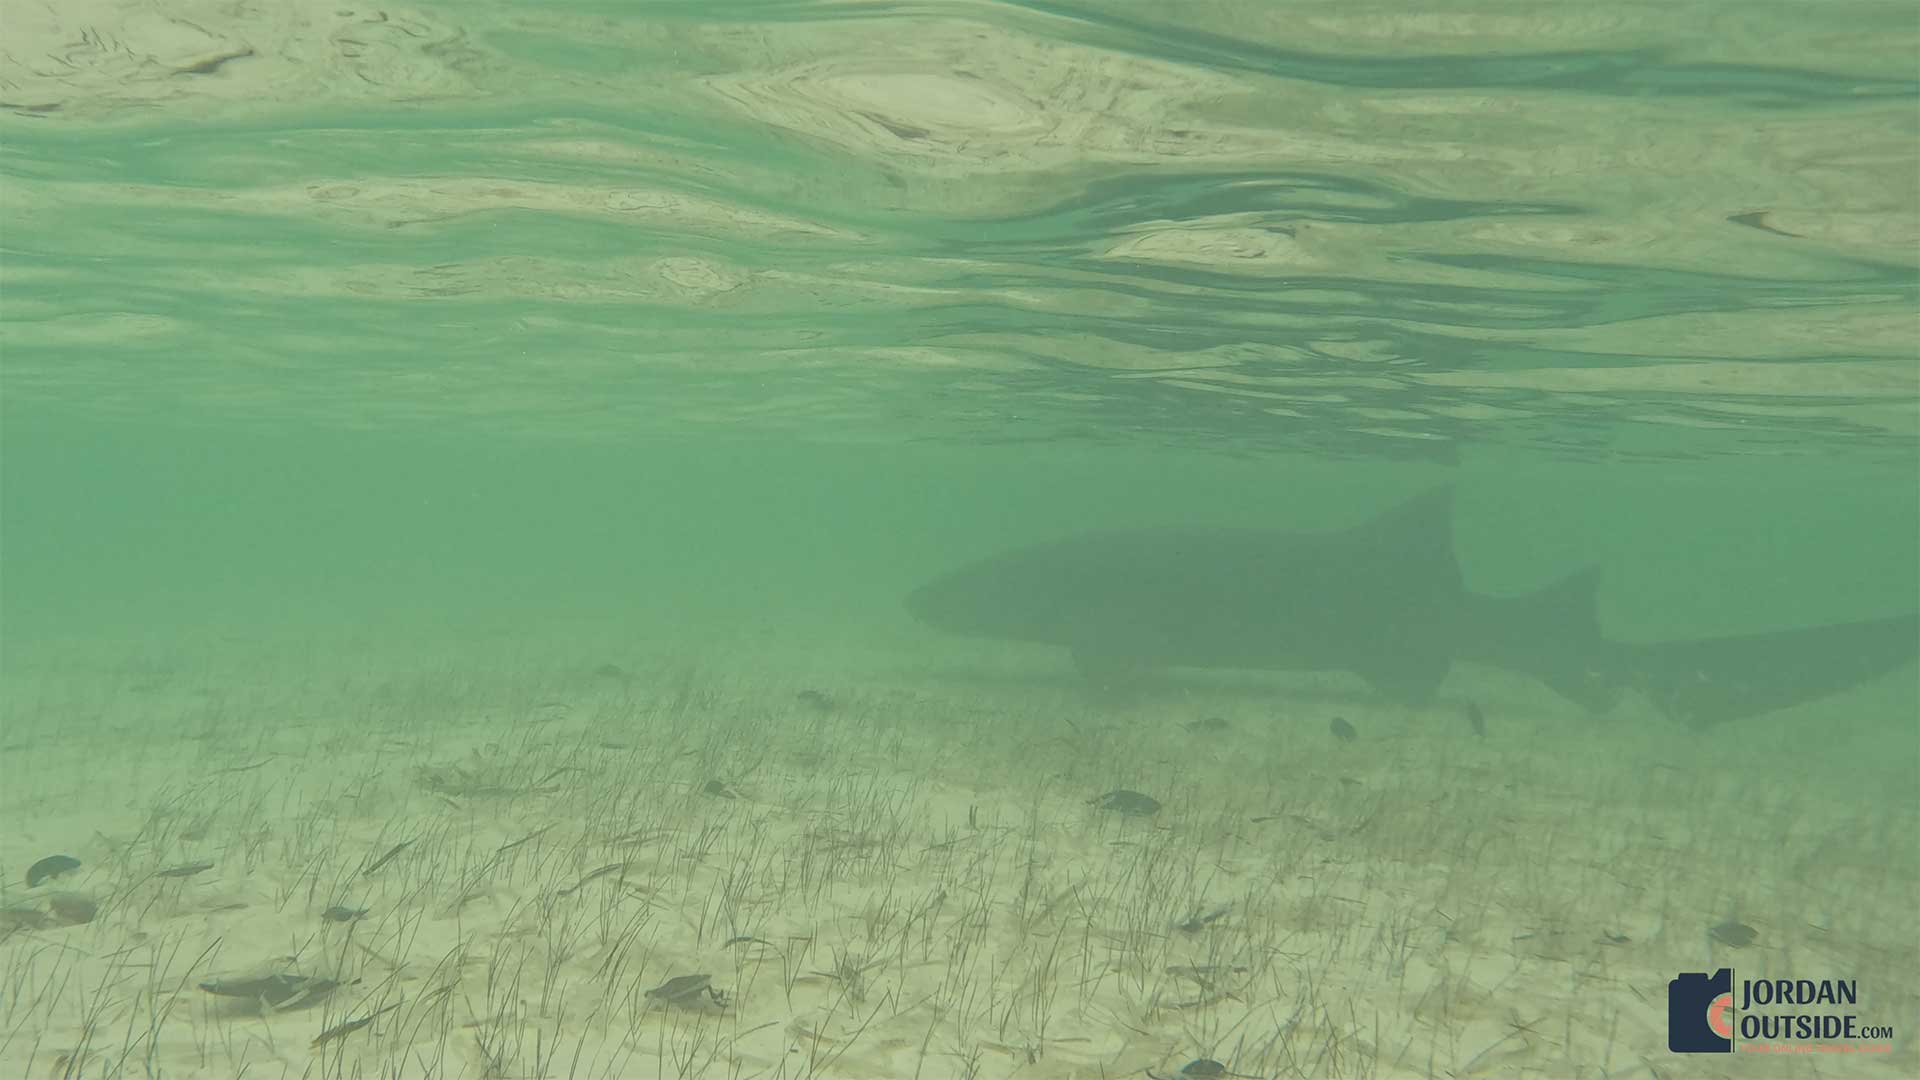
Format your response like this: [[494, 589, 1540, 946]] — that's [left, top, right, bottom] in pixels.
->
[[1352, 644, 1451, 704]]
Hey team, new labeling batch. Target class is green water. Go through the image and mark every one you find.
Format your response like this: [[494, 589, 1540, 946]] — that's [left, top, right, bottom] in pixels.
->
[[0, 4, 1916, 1077], [3, 0, 1914, 663]]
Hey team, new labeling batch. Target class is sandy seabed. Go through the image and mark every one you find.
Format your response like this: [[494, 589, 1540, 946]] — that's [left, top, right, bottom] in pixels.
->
[[0, 639, 1913, 1080]]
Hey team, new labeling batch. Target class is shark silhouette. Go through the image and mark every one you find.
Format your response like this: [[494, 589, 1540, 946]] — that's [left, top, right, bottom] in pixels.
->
[[906, 490, 1918, 726]]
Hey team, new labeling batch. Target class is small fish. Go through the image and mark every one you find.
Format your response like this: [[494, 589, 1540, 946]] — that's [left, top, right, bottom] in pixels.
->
[[702, 779, 739, 799], [645, 973, 725, 1007], [1710, 920, 1758, 948], [361, 841, 413, 877], [1170, 1059, 1261, 1080], [796, 689, 836, 713], [155, 861, 215, 879], [199, 973, 340, 1009], [25, 855, 80, 888], [173, 48, 253, 77], [1329, 717, 1357, 742], [311, 1001, 401, 1048], [1174, 905, 1231, 933], [320, 905, 368, 923], [1089, 790, 1162, 816], [1727, 210, 1804, 239], [1182, 716, 1229, 734], [1466, 701, 1485, 736], [557, 862, 628, 897]]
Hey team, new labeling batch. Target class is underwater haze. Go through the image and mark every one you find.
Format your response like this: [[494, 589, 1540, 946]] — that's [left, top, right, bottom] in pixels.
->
[[2, 2, 1916, 1077]]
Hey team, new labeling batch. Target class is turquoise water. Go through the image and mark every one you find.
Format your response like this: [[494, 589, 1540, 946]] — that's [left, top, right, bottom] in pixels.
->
[[3, 0, 1914, 658], [1, 4, 1916, 1077]]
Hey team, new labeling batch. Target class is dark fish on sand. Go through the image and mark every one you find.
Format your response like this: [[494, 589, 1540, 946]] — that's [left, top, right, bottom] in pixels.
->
[[199, 973, 339, 1009], [795, 689, 836, 713], [1089, 790, 1162, 816], [24, 855, 80, 888], [1710, 920, 1758, 948]]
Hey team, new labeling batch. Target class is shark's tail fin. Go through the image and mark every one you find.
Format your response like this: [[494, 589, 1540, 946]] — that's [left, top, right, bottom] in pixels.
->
[[1462, 566, 1622, 712], [1615, 612, 1919, 727]]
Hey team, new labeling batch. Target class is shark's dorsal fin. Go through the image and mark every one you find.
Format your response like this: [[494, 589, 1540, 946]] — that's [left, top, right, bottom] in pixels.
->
[[1342, 487, 1454, 553]]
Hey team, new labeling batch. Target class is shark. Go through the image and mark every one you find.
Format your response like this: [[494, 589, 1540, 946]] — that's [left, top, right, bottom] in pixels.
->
[[905, 489, 1918, 726]]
